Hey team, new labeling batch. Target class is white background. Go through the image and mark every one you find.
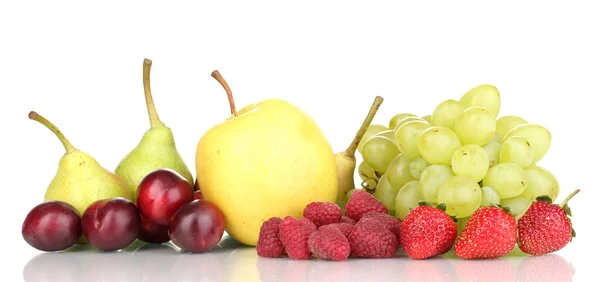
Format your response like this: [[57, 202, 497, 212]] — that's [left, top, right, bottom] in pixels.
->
[[1, 1, 599, 281]]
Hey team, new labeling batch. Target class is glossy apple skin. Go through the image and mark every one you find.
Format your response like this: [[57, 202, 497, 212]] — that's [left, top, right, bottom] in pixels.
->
[[168, 200, 225, 253], [81, 197, 141, 251], [137, 169, 194, 225], [138, 215, 170, 244], [22, 201, 82, 252]]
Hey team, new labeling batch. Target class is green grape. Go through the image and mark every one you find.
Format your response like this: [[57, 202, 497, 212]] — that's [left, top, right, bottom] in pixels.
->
[[372, 130, 395, 142], [501, 197, 531, 217], [418, 126, 462, 165], [372, 173, 401, 213], [361, 178, 378, 192], [482, 163, 527, 199], [386, 153, 416, 188], [362, 136, 400, 173], [481, 186, 501, 206], [358, 161, 378, 181], [395, 120, 430, 159], [389, 113, 417, 130], [459, 84, 501, 117], [499, 136, 533, 168], [491, 133, 502, 143], [496, 115, 528, 140], [482, 140, 501, 168], [410, 157, 429, 179], [357, 124, 388, 154], [394, 116, 428, 132], [456, 217, 469, 236], [451, 144, 489, 182], [520, 165, 560, 202], [454, 106, 496, 146], [503, 124, 551, 163], [419, 164, 454, 203], [431, 99, 465, 130], [394, 180, 424, 220], [437, 175, 482, 218], [421, 115, 432, 123]]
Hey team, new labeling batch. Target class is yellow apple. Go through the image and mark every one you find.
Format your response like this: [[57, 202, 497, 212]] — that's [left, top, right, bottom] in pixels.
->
[[195, 71, 338, 246]]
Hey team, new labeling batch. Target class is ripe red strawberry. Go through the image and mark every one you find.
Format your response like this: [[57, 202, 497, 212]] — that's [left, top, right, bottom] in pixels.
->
[[454, 206, 516, 259], [399, 203, 457, 259], [345, 190, 388, 221], [517, 189, 579, 255], [303, 202, 342, 227]]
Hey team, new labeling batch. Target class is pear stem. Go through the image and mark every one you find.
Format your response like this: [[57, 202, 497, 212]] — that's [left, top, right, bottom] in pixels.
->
[[28, 111, 76, 154], [560, 189, 580, 208], [211, 70, 238, 117], [344, 96, 384, 157], [143, 58, 165, 128]]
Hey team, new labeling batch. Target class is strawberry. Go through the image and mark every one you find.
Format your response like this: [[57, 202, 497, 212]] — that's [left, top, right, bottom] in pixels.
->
[[399, 203, 457, 259], [517, 189, 579, 255], [454, 206, 516, 259]]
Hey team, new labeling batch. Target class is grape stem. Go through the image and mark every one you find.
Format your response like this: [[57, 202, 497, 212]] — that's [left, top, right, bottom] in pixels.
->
[[344, 96, 384, 157], [211, 70, 238, 117], [560, 189, 580, 209]]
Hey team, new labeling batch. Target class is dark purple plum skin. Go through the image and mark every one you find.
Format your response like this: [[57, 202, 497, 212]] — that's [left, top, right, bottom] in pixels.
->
[[168, 200, 225, 253], [22, 201, 82, 252], [81, 197, 141, 251]]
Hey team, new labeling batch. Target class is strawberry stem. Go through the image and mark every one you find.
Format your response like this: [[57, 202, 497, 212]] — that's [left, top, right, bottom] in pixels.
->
[[560, 189, 580, 209]]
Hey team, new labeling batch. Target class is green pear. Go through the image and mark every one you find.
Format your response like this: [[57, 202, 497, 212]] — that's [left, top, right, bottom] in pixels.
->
[[115, 58, 193, 200], [28, 111, 132, 215]]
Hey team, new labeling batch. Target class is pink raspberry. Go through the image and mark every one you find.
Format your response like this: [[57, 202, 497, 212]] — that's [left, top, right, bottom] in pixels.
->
[[278, 216, 317, 260], [339, 216, 356, 225], [303, 202, 342, 227], [256, 217, 285, 257], [308, 225, 351, 261], [360, 211, 402, 242], [325, 223, 353, 238], [348, 218, 398, 258], [345, 190, 388, 222]]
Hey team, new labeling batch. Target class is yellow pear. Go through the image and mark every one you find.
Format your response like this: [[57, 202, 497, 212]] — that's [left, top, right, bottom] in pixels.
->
[[195, 71, 337, 246]]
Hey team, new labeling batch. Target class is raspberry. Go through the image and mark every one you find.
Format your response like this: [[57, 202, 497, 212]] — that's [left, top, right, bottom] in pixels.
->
[[345, 190, 388, 221], [339, 216, 356, 225], [348, 218, 398, 258], [278, 216, 317, 260], [303, 202, 342, 227], [360, 211, 401, 242], [308, 225, 351, 261], [325, 223, 353, 238], [256, 217, 285, 257]]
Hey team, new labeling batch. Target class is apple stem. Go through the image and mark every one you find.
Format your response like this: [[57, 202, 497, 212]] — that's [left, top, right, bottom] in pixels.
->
[[344, 96, 384, 157], [143, 58, 165, 128], [211, 70, 238, 117], [28, 111, 76, 154], [560, 189, 580, 208]]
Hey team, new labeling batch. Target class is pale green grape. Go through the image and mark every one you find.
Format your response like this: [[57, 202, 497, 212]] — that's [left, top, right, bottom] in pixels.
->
[[520, 165, 560, 201], [395, 180, 424, 220], [361, 136, 400, 173], [410, 157, 429, 179], [459, 84, 501, 117], [431, 99, 465, 130], [361, 178, 378, 192], [357, 124, 388, 154], [496, 115, 528, 140], [394, 116, 428, 132], [482, 140, 501, 168], [418, 126, 462, 165], [451, 144, 489, 182], [389, 113, 417, 130], [503, 124, 551, 163], [419, 164, 454, 203], [454, 106, 496, 146], [482, 163, 527, 199], [386, 153, 416, 188], [491, 133, 502, 143], [372, 173, 402, 213], [456, 217, 469, 236], [437, 175, 482, 218], [501, 197, 531, 217], [499, 136, 534, 168], [372, 130, 396, 142], [395, 120, 430, 159], [481, 186, 501, 206], [358, 161, 378, 181], [421, 115, 432, 123]]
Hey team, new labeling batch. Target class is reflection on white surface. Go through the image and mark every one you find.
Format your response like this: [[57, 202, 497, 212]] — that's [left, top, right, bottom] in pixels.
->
[[23, 236, 575, 282]]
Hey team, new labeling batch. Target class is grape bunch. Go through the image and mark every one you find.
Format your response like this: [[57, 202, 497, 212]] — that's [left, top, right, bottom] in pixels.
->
[[355, 84, 558, 222]]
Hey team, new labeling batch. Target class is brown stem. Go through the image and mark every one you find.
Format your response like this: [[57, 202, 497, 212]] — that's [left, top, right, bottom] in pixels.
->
[[344, 96, 384, 157], [143, 58, 165, 128], [28, 111, 76, 154], [561, 189, 580, 208], [211, 70, 238, 117]]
